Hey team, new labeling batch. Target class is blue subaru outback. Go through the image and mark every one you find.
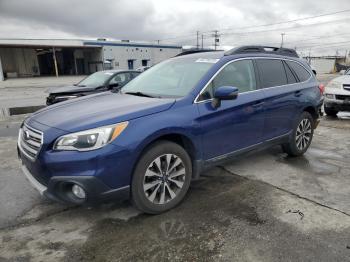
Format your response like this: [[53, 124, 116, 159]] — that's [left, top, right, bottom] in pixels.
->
[[18, 46, 323, 214]]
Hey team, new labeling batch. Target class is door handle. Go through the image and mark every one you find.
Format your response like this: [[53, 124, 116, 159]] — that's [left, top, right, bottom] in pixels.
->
[[252, 101, 265, 108], [295, 90, 302, 97]]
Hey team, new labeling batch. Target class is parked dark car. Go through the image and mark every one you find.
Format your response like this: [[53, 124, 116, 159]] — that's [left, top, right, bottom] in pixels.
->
[[19, 46, 323, 214], [46, 70, 140, 105]]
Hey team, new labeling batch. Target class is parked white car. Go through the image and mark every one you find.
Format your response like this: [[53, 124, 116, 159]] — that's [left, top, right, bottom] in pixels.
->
[[324, 69, 350, 116]]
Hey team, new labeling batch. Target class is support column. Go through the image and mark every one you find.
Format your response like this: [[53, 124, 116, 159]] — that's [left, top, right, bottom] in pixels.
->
[[0, 56, 4, 81], [52, 47, 59, 77]]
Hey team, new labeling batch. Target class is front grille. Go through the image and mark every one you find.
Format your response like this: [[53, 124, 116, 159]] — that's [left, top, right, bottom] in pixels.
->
[[18, 124, 43, 161], [343, 84, 350, 91], [335, 95, 350, 101]]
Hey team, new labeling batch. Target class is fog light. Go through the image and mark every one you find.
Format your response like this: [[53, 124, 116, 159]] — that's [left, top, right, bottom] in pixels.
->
[[325, 94, 335, 99], [72, 184, 86, 199]]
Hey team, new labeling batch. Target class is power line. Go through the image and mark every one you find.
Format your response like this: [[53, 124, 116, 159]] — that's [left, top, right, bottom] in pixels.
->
[[204, 9, 350, 34], [297, 39, 350, 49], [156, 9, 350, 42], [220, 17, 350, 37]]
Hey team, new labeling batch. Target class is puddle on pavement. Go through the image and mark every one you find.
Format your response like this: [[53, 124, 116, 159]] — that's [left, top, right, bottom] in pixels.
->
[[0, 105, 45, 119]]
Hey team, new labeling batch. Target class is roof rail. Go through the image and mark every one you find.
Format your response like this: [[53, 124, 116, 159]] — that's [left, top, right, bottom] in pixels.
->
[[175, 49, 222, 57], [224, 45, 299, 58]]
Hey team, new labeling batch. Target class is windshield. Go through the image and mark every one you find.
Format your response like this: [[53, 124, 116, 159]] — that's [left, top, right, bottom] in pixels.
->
[[346, 69, 350, 75], [77, 71, 113, 87], [122, 57, 216, 97]]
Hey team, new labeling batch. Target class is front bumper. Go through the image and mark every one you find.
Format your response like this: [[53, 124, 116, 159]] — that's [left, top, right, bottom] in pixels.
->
[[17, 120, 134, 205], [20, 163, 130, 204], [324, 97, 350, 111]]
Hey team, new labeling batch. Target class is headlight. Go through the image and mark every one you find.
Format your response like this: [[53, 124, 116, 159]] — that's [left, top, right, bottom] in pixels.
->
[[54, 122, 128, 151], [325, 94, 335, 99], [326, 81, 341, 89]]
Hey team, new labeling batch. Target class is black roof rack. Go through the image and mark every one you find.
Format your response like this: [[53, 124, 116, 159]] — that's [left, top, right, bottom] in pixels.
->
[[224, 45, 299, 58], [175, 49, 222, 57]]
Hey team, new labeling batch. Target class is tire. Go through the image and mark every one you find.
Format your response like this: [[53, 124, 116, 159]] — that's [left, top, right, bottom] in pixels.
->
[[282, 112, 314, 157], [131, 141, 192, 214], [324, 107, 338, 117]]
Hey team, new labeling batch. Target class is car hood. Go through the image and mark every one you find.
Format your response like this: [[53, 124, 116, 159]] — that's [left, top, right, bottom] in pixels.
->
[[28, 92, 176, 132], [48, 85, 97, 94], [329, 75, 350, 85]]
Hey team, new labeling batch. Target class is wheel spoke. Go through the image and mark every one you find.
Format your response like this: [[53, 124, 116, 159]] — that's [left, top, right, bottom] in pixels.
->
[[296, 126, 302, 135], [169, 167, 185, 178], [305, 121, 311, 130], [168, 177, 184, 188], [165, 183, 176, 199], [168, 158, 182, 173], [302, 119, 307, 129], [297, 137, 302, 149], [165, 154, 172, 171], [145, 169, 162, 178], [154, 157, 162, 173], [159, 183, 166, 204], [144, 180, 161, 191], [148, 183, 161, 202]]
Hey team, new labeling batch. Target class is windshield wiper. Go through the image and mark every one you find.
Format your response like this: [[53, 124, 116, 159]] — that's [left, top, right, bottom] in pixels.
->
[[124, 91, 156, 98]]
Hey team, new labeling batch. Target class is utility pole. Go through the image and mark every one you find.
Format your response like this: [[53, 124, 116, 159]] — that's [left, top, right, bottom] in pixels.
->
[[308, 48, 311, 63], [280, 33, 285, 48], [196, 31, 199, 50], [52, 47, 59, 77], [201, 34, 204, 49], [212, 30, 220, 50]]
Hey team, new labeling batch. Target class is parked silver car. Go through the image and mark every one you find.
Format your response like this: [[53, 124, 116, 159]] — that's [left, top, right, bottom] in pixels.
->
[[324, 69, 350, 116]]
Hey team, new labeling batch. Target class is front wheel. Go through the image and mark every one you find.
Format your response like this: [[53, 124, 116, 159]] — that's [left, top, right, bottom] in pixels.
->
[[131, 141, 192, 214], [282, 112, 314, 157]]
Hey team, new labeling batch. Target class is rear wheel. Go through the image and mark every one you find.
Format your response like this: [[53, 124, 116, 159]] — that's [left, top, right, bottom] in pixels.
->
[[282, 112, 314, 157], [324, 107, 338, 117], [131, 141, 192, 214]]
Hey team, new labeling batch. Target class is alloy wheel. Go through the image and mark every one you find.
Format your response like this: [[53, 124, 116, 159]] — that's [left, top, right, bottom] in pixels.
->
[[295, 118, 312, 151], [143, 154, 186, 205]]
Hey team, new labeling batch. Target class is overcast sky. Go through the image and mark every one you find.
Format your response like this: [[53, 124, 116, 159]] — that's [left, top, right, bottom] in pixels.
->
[[0, 0, 350, 56]]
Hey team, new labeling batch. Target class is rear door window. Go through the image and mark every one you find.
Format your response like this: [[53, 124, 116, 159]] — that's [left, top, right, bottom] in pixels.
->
[[283, 61, 297, 84], [256, 59, 288, 88], [285, 61, 311, 82]]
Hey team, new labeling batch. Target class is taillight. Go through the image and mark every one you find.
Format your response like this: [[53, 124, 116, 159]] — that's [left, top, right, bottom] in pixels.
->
[[318, 83, 325, 95]]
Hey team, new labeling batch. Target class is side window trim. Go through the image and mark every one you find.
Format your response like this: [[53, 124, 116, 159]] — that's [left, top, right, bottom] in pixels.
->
[[285, 60, 312, 82], [282, 60, 299, 84], [252, 59, 263, 90], [194, 57, 312, 104], [195, 59, 258, 103]]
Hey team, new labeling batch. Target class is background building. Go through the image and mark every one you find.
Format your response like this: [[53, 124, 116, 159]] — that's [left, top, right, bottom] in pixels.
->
[[0, 39, 182, 80], [305, 55, 349, 74]]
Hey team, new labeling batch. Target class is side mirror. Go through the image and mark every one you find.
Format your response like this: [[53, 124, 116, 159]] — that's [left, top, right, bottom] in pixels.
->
[[108, 83, 120, 90], [212, 86, 238, 108]]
